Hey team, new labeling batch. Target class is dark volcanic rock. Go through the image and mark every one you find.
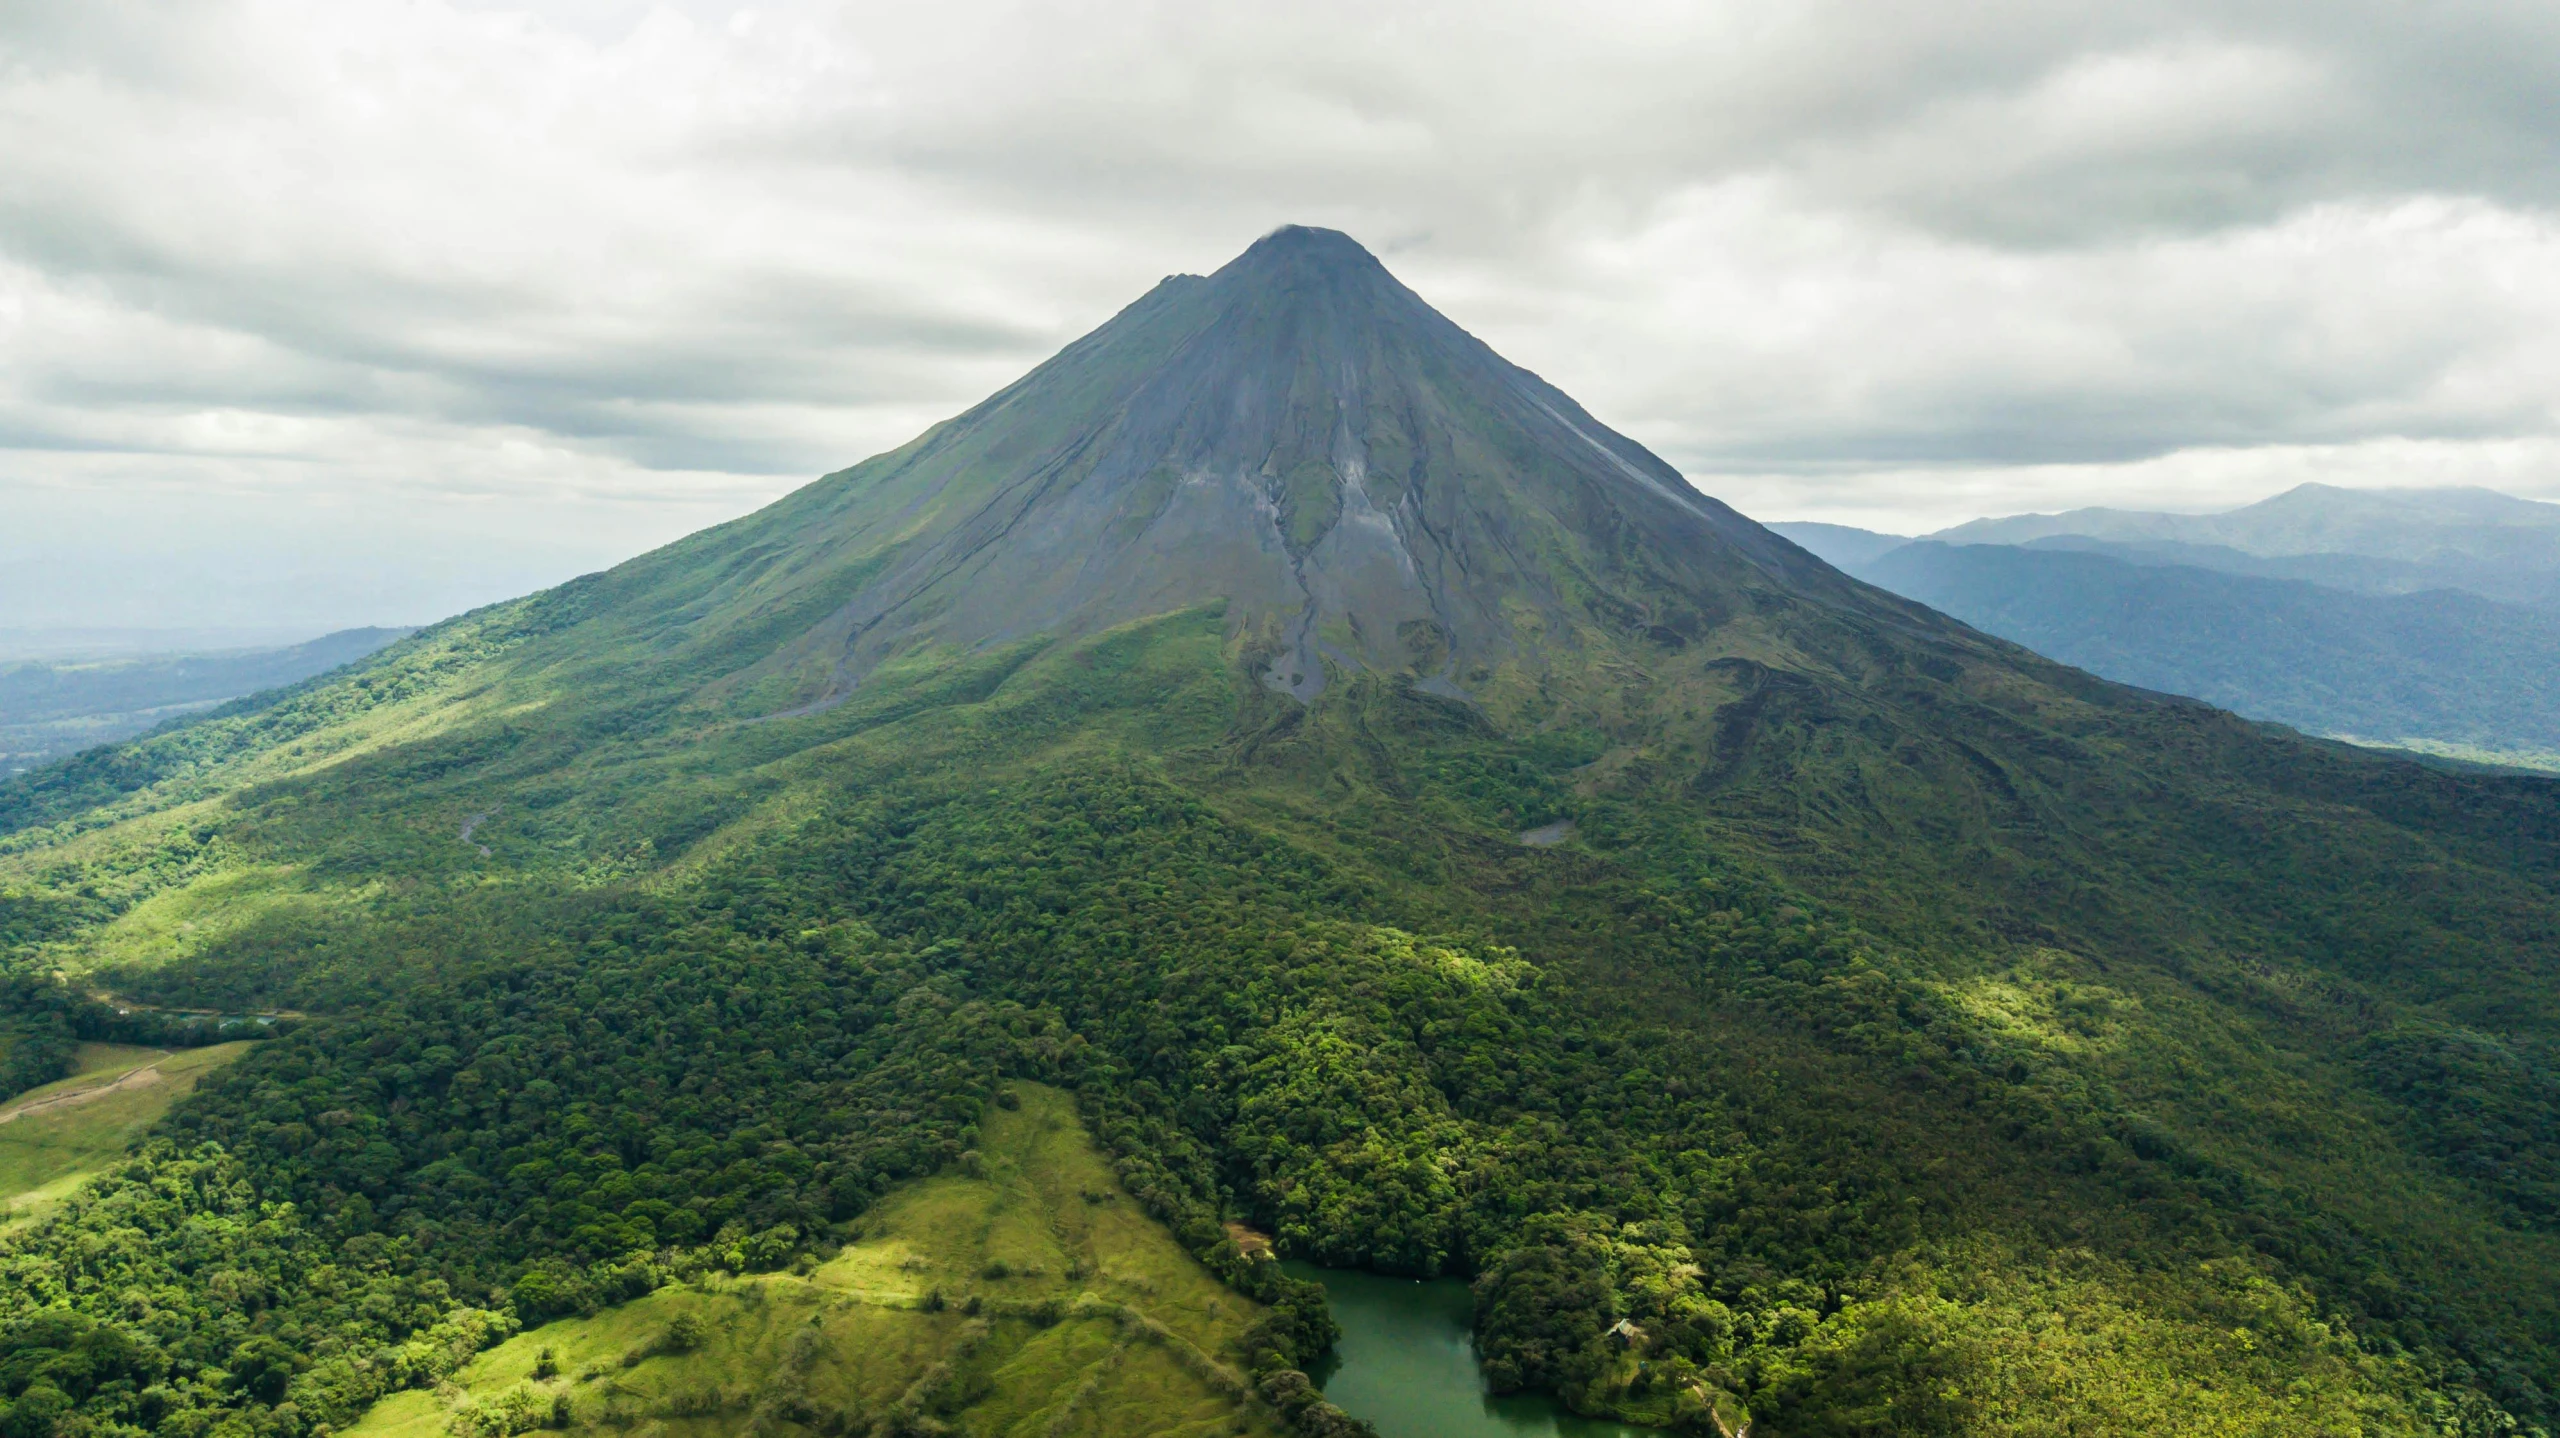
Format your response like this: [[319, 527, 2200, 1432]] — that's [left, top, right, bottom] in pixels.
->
[[757, 226, 1849, 707]]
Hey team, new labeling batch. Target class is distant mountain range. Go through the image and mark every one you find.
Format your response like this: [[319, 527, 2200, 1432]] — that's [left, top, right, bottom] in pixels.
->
[[0, 627, 412, 774], [1773, 483, 2560, 766], [1940, 483, 2560, 607]]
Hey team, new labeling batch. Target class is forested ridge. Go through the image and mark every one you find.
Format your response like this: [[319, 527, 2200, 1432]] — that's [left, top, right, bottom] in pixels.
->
[[0, 592, 2555, 1437]]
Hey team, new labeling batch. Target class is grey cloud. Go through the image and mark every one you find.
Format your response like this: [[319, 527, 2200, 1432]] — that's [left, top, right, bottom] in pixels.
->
[[1769, 3, 2560, 243], [3, 0, 2559, 629], [756, 1, 2560, 244]]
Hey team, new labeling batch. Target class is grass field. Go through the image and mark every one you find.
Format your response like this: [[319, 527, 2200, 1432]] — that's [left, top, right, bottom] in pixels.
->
[[0, 1039, 254, 1226], [351, 1083, 1287, 1438]]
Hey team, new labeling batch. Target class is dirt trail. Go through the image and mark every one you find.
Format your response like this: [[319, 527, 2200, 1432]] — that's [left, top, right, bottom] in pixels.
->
[[90, 993, 307, 1022], [460, 810, 493, 856], [0, 1054, 170, 1127]]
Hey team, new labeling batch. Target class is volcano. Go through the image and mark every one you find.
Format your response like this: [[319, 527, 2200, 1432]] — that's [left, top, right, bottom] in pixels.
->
[[5, 228, 2558, 1438], [689, 225, 1933, 715], [749, 227, 1840, 700]]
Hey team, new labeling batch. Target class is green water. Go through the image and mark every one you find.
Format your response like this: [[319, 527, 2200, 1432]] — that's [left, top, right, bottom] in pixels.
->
[[1285, 1263, 1657, 1438]]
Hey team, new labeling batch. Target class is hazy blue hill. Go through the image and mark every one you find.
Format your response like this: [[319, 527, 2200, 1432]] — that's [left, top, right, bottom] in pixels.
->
[[0, 627, 320, 662], [1773, 510, 2560, 763], [1767, 519, 1909, 570], [1933, 481, 2560, 557], [1930, 482, 2560, 606], [2015, 533, 2534, 601], [1761, 518, 1910, 569], [1857, 540, 2560, 757], [0, 626, 412, 774]]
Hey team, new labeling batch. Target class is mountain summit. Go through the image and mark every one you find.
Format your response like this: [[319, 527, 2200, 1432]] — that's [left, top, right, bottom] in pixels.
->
[[6, 228, 2560, 1438], [722, 225, 1843, 707]]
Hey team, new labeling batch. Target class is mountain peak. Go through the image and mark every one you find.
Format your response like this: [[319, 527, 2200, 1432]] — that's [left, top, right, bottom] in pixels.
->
[[718, 229, 1843, 711], [1196, 224, 1425, 345], [1232, 223, 1383, 271]]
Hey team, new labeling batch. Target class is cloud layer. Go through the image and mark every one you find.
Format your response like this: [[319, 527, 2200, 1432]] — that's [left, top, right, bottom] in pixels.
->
[[4, 0, 2558, 627]]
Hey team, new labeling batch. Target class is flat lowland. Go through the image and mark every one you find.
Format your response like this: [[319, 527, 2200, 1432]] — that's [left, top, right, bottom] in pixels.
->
[[0, 1040, 254, 1226], [351, 1083, 1286, 1438]]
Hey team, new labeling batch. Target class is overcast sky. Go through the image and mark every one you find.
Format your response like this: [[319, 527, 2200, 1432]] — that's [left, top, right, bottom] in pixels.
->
[[6, 0, 2560, 632]]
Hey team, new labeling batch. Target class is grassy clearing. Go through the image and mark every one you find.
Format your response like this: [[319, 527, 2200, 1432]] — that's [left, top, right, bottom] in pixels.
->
[[73, 861, 342, 974], [0, 1039, 252, 1226], [352, 1083, 1285, 1438]]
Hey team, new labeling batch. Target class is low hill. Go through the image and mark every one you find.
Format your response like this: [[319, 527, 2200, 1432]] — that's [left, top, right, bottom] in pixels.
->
[[0, 627, 413, 774], [1753, 519, 1909, 570], [1770, 520, 2560, 766], [1930, 483, 2560, 606], [2017, 532, 2533, 601]]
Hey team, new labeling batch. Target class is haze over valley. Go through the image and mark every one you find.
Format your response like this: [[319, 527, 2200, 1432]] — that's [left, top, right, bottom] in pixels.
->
[[1776, 484, 2560, 770]]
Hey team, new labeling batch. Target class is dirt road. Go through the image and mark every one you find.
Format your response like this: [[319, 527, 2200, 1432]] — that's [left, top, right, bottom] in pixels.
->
[[0, 1055, 169, 1126]]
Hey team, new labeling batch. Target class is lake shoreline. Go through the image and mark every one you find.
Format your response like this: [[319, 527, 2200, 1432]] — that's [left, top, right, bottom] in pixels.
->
[[1284, 1262, 1661, 1438]]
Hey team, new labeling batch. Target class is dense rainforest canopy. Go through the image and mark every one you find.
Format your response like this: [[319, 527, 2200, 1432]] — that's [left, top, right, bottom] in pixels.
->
[[1, 227, 2556, 1438]]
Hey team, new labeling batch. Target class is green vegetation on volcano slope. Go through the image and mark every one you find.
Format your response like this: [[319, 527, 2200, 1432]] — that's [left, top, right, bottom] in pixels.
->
[[351, 1082, 1290, 1438], [0, 571, 2556, 1438], [30, 223, 2560, 1438]]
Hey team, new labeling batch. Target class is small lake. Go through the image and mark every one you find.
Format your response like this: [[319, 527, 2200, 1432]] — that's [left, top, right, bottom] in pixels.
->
[[1285, 1263, 1658, 1438]]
